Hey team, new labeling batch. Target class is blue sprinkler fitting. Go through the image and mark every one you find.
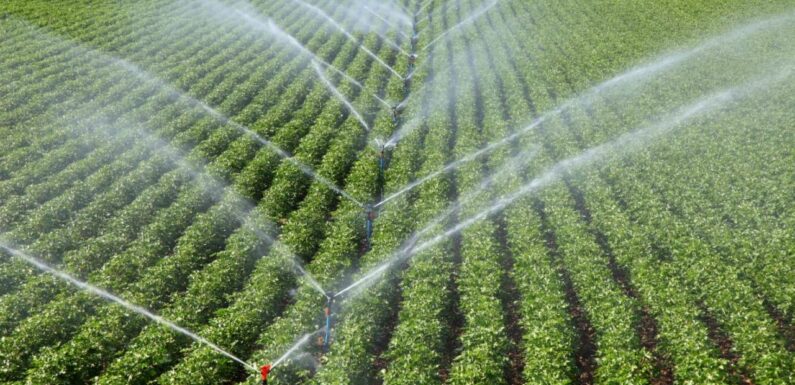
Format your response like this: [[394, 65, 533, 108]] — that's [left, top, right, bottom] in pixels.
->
[[408, 54, 417, 72], [379, 146, 386, 173], [364, 204, 376, 241], [392, 105, 399, 124], [323, 293, 334, 353]]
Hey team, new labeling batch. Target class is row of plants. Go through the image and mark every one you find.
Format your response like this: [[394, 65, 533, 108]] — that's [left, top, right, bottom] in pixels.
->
[[470, 4, 679, 383], [0, 0, 321, 302], [149, 79, 393, 382], [313, 48, 453, 384], [188, 122, 384, 385], [407, 10, 515, 381], [0, 2, 204, 170], [572, 20, 795, 381], [0, 169, 190, 336], [22, 190, 247, 384], [304, 13, 426, 384], [372, 17, 462, 381], [0, 0, 294, 190], [578, 173, 732, 384], [599, 117, 794, 383], [309, 5, 519, 382], [475, 8, 583, 382], [543, 184, 651, 384], [0, 16, 256, 219], [93, 32, 388, 381], [0, 40, 282, 301], [0, 0, 358, 378], [0, 179, 215, 382], [635, 98, 795, 322], [528, 18, 794, 380], [0, 0, 245, 128], [0, 131, 143, 229], [608, 161, 793, 385], [235, 14, 410, 382], [14, 0, 394, 380], [494, 2, 746, 382]]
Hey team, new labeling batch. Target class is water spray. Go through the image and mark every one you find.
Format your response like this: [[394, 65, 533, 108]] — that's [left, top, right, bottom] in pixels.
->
[[111, 23, 368, 210], [422, 0, 499, 52], [414, 0, 436, 17], [288, 0, 405, 80], [0, 243, 259, 374], [291, 257, 328, 297], [390, 0, 412, 17], [311, 61, 370, 131], [363, 6, 410, 40], [234, 11, 392, 112], [228, 8, 365, 91], [339, 77, 783, 301], [269, 331, 318, 370], [390, 98, 409, 124]]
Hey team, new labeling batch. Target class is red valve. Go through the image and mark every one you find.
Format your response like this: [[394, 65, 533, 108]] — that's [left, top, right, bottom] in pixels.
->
[[260, 364, 272, 384]]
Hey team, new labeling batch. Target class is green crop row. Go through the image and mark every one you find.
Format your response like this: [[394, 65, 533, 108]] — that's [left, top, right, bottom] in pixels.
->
[[0, 0, 327, 304], [0, 184, 214, 382], [237, 14, 410, 384], [374, 25, 459, 383], [598, 98, 794, 384], [0, 33, 286, 302], [0, 0, 364, 380], [17, 0, 404, 380], [94, 30, 390, 382]]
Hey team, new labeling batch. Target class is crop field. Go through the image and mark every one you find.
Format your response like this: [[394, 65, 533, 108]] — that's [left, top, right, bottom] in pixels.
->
[[0, 0, 794, 384]]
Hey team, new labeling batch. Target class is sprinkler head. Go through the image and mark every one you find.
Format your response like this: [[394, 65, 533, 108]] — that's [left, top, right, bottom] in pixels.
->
[[260, 364, 272, 384]]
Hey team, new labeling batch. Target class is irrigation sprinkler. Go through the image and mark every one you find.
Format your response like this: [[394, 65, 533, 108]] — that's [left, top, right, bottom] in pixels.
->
[[374, 139, 394, 204], [403, 54, 417, 93], [391, 104, 402, 124], [406, 54, 418, 92], [391, 100, 408, 124], [363, 203, 378, 251], [260, 364, 272, 384], [408, 53, 418, 67], [379, 145, 387, 172], [376, 140, 395, 174], [322, 292, 336, 353], [404, 71, 413, 91]]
